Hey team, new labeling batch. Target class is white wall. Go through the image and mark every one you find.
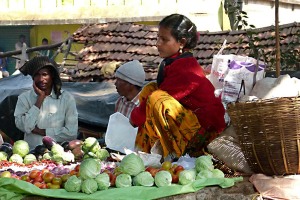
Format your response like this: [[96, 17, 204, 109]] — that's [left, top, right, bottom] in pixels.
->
[[244, 1, 300, 28]]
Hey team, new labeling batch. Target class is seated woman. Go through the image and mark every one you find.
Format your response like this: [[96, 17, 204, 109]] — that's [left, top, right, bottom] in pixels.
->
[[130, 14, 226, 159]]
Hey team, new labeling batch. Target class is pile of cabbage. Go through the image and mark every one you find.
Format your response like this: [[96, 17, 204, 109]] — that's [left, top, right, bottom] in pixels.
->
[[64, 153, 228, 194], [178, 155, 225, 185], [0, 140, 32, 164]]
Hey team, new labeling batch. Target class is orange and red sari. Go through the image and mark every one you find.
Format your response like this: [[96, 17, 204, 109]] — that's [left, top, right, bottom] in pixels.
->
[[135, 82, 219, 158]]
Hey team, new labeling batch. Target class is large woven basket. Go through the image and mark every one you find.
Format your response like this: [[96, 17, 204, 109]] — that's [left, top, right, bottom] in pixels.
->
[[227, 97, 300, 175]]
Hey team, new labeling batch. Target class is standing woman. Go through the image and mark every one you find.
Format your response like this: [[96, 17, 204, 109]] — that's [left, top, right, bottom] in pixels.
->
[[130, 14, 226, 159]]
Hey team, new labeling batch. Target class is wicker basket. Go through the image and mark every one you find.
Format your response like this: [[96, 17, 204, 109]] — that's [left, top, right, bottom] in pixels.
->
[[227, 97, 300, 175]]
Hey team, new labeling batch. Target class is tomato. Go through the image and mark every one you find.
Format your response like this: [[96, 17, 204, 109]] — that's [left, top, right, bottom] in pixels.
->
[[21, 175, 30, 182], [33, 182, 43, 188], [34, 175, 43, 183], [48, 183, 60, 189], [46, 182, 52, 188], [174, 165, 185, 175], [69, 170, 77, 176], [61, 174, 70, 183], [108, 173, 116, 187], [41, 168, 50, 175], [145, 166, 159, 177], [40, 183, 47, 189], [171, 174, 179, 183], [52, 177, 62, 186], [29, 170, 41, 179], [0, 171, 11, 178], [42, 172, 55, 183], [161, 161, 172, 170], [74, 164, 80, 172]]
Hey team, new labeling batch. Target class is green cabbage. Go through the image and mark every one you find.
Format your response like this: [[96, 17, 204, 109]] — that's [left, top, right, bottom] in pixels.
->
[[12, 140, 29, 158], [95, 149, 110, 161], [81, 178, 98, 194], [119, 153, 145, 176], [133, 171, 154, 187], [82, 137, 101, 154], [62, 151, 75, 163], [179, 169, 196, 185], [195, 155, 214, 173], [64, 175, 82, 192], [23, 154, 37, 164], [79, 158, 101, 180], [196, 169, 213, 179], [0, 151, 8, 161], [212, 169, 225, 178], [115, 174, 132, 188], [51, 143, 64, 156], [154, 170, 172, 187], [95, 173, 110, 190], [9, 154, 23, 164], [42, 152, 53, 160]]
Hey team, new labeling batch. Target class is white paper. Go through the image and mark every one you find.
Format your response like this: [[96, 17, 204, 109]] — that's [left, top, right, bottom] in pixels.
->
[[105, 112, 138, 154]]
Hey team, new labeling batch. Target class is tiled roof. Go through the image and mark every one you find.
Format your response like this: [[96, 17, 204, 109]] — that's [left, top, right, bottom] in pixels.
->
[[70, 21, 300, 82]]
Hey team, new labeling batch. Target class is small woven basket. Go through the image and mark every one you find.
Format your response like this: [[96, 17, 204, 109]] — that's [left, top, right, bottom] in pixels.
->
[[227, 97, 300, 175]]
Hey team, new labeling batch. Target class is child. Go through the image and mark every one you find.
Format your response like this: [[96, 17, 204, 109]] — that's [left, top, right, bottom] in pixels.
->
[[130, 14, 226, 159]]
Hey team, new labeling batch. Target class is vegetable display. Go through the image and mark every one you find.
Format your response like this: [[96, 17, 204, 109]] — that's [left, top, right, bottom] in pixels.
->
[[0, 135, 237, 197]]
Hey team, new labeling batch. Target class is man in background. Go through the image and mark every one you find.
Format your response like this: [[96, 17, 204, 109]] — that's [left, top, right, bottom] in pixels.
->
[[114, 60, 146, 118], [38, 38, 53, 58], [15, 34, 29, 70]]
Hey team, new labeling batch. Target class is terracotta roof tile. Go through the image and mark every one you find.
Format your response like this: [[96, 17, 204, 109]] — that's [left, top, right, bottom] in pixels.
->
[[70, 21, 300, 81]]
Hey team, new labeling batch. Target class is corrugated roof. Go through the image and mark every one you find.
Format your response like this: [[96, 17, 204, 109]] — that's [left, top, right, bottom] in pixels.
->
[[70, 21, 300, 82]]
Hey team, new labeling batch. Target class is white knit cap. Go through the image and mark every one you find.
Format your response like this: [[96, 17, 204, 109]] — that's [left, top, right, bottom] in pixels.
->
[[115, 60, 145, 87]]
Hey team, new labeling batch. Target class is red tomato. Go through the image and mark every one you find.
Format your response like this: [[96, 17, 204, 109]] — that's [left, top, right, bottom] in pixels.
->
[[109, 173, 116, 187], [33, 182, 43, 188], [34, 175, 43, 183], [171, 174, 179, 183], [40, 183, 47, 189], [74, 164, 80, 172], [69, 170, 77, 176], [145, 166, 159, 177], [29, 170, 41, 179], [174, 165, 185, 175]]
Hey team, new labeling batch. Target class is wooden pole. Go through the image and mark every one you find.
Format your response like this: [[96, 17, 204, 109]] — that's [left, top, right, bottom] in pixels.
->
[[275, 0, 281, 77]]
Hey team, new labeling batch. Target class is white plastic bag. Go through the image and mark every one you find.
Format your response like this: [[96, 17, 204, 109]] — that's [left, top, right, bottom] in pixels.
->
[[105, 112, 138, 154], [222, 59, 265, 102]]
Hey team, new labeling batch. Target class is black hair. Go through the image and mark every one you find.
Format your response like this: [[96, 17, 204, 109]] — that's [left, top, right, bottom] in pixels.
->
[[42, 38, 48, 43], [159, 14, 198, 50]]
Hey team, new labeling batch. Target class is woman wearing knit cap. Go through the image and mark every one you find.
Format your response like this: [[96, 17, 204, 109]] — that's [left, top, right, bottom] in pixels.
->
[[114, 60, 146, 118], [130, 14, 226, 160], [14, 56, 78, 150]]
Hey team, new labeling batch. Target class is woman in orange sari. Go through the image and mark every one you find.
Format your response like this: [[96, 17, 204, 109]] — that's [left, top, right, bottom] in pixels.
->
[[130, 14, 226, 160]]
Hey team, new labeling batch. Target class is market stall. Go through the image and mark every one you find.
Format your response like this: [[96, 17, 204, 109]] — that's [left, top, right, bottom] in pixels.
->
[[0, 137, 244, 200]]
